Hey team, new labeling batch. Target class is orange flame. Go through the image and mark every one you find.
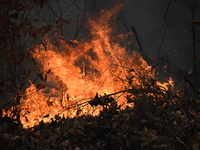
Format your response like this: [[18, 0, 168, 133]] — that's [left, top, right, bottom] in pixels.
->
[[2, 4, 174, 128]]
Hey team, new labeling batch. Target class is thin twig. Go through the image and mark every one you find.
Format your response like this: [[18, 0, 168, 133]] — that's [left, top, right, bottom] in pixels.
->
[[155, 0, 172, 62], [131, 26, 144, 54]]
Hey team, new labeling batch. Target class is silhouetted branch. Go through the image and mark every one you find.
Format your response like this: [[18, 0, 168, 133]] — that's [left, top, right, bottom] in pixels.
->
[[190, 0, 198, 88], [155, 0, 172, 62], [131, 26, 144, 54]]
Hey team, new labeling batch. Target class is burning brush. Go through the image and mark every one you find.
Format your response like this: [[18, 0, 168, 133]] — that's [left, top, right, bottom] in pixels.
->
[[0, 3, 175, 129]]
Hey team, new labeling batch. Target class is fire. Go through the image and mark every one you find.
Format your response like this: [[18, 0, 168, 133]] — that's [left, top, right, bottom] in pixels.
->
[[2, 4, 174, 128]]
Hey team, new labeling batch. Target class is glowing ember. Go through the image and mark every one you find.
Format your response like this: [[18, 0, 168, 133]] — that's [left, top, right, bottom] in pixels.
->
[[2, 4, 174, 128]]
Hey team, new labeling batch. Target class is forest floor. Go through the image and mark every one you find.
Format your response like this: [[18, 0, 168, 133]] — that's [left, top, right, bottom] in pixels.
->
[[1, 94, 200, 150]]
